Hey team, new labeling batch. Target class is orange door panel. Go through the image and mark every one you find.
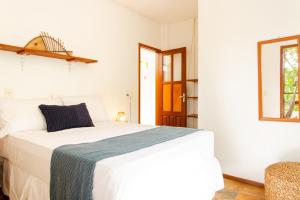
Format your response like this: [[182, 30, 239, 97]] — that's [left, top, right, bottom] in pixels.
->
[[157, 47, 187, 127]]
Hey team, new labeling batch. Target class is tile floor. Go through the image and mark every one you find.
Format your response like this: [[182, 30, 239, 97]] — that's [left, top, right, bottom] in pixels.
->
[[214, 178, 265, 200]]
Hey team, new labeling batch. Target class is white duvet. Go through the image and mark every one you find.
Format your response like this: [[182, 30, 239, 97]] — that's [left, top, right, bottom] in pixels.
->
[[0, 122, 223, 200]]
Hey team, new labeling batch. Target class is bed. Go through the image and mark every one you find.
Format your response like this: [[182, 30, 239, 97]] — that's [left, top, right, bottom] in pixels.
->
[[0, 96, 224, 200]]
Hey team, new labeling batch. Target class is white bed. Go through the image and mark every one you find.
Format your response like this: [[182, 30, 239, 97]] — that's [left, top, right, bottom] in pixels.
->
[[0, 121, 223, 200], [0, 96, 223, 200]]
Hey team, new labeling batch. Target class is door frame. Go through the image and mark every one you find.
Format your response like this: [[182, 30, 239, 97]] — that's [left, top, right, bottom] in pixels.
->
[[138, 44, 187, 126], [138, 43, 161, 124]]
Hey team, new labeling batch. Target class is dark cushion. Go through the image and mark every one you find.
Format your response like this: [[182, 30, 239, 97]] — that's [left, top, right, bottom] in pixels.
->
[[39, 103, 94, 132]]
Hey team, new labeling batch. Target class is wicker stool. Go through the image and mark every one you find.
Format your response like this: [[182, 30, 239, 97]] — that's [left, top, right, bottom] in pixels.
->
[[265, 162, 300, 200]]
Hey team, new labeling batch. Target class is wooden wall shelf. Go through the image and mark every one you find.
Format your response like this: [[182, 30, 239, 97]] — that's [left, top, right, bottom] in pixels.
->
[[187, 114, 198, 118], [0, 43, 97, 64], [187, 79, 198, 83], [187, 96, 198, 99]]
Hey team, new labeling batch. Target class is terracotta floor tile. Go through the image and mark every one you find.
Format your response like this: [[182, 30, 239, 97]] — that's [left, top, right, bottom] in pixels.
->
[[213, 189, 238, 200], [213, 178, 265, 200], [239, 185, 265, 197], [235, 193, 265, 200], [224, 178, 244, 192]]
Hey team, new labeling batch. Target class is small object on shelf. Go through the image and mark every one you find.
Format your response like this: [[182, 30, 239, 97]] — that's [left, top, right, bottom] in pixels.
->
[[0, 32, 97, 64], [116, 112, 127, 122], [187, 114, 198, 118]]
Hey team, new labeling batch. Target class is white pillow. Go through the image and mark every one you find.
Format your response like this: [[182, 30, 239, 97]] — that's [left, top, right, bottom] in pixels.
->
[[0, 97, 62, 137], [62, 95, 109, 122]]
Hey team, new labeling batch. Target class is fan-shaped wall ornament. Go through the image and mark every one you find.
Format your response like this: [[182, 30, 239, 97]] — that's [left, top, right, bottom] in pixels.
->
[[24, 32, 73, 56], [0, 32, 97, 64]]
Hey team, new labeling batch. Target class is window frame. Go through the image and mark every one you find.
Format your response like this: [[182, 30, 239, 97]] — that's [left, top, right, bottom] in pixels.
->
[[280, 44, 299, 119]]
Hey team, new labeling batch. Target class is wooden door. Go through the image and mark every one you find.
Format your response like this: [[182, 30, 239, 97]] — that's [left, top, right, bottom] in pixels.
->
[[156, 47, 187, 127]]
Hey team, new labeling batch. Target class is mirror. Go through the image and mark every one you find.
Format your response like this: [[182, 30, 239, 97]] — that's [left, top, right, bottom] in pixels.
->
[[258, 35, 300, 122]]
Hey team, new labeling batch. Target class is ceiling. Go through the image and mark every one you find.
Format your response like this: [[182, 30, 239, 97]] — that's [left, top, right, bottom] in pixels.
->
[[114, 0, 197, 23]]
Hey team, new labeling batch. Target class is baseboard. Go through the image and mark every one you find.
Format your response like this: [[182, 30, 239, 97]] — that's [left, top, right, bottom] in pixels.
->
[[223, 174, 264, 188]]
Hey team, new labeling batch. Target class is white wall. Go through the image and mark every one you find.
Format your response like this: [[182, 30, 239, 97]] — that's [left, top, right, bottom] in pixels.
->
[[198, 0, 300, 182], [161, 19, 198, 79], [161, 19, 198, 128], [0, 0, 161, 122]]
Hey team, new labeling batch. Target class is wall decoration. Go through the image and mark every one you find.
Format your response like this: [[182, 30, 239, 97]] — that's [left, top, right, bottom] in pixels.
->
[[0, 32, 97, 64], [24, 32, 73, 56]]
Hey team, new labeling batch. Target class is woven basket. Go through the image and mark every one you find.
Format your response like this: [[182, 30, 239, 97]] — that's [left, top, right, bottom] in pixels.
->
[[265, 162, 300, 200]]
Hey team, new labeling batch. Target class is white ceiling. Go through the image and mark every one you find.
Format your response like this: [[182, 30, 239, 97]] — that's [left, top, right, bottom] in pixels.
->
[[114, 0, 197, 23]]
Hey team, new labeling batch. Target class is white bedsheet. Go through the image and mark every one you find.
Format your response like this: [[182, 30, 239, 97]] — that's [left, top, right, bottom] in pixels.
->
[[0, 122, 224, 200]]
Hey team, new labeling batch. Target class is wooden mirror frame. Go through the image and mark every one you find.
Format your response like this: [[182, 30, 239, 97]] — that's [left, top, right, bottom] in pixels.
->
[[258, 35, 300, 122]]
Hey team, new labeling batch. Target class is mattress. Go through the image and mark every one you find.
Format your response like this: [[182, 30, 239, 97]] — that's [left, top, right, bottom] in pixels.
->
[[0, 122, 224, 200]]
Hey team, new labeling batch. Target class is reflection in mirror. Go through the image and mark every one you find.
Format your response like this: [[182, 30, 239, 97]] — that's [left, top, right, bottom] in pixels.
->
[[281, 45, 299, 118], [258, 35, 300, 122]]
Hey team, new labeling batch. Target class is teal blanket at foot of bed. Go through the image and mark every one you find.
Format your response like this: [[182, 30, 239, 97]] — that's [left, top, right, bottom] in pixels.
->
[[50, 126, 199, 200]]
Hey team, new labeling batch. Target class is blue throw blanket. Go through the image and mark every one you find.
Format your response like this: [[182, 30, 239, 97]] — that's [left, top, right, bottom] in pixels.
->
[[50, 126, 198, 200]]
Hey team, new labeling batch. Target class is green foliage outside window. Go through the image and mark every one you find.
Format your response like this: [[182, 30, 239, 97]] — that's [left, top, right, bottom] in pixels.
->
[[283, 46, 299, 115]]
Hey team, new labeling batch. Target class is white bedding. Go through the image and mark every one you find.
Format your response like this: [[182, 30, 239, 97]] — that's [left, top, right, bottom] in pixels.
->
[[0, 122, 223, 200]]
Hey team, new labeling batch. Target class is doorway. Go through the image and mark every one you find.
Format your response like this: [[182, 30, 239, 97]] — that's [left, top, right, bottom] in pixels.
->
[[139, 44, 158, 125], [138, 43, 187, 127]]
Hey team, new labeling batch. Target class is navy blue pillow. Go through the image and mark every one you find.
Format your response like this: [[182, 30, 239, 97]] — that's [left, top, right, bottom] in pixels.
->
[[39, 103, 94, 132]]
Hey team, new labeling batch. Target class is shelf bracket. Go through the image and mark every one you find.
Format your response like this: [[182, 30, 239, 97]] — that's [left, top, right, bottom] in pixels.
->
[[67, 57, 75, 62], [17, 49, 25, 54]]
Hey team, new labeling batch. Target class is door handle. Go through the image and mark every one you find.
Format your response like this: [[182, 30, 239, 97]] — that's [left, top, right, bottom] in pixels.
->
[[179, 93, 186, 103]]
